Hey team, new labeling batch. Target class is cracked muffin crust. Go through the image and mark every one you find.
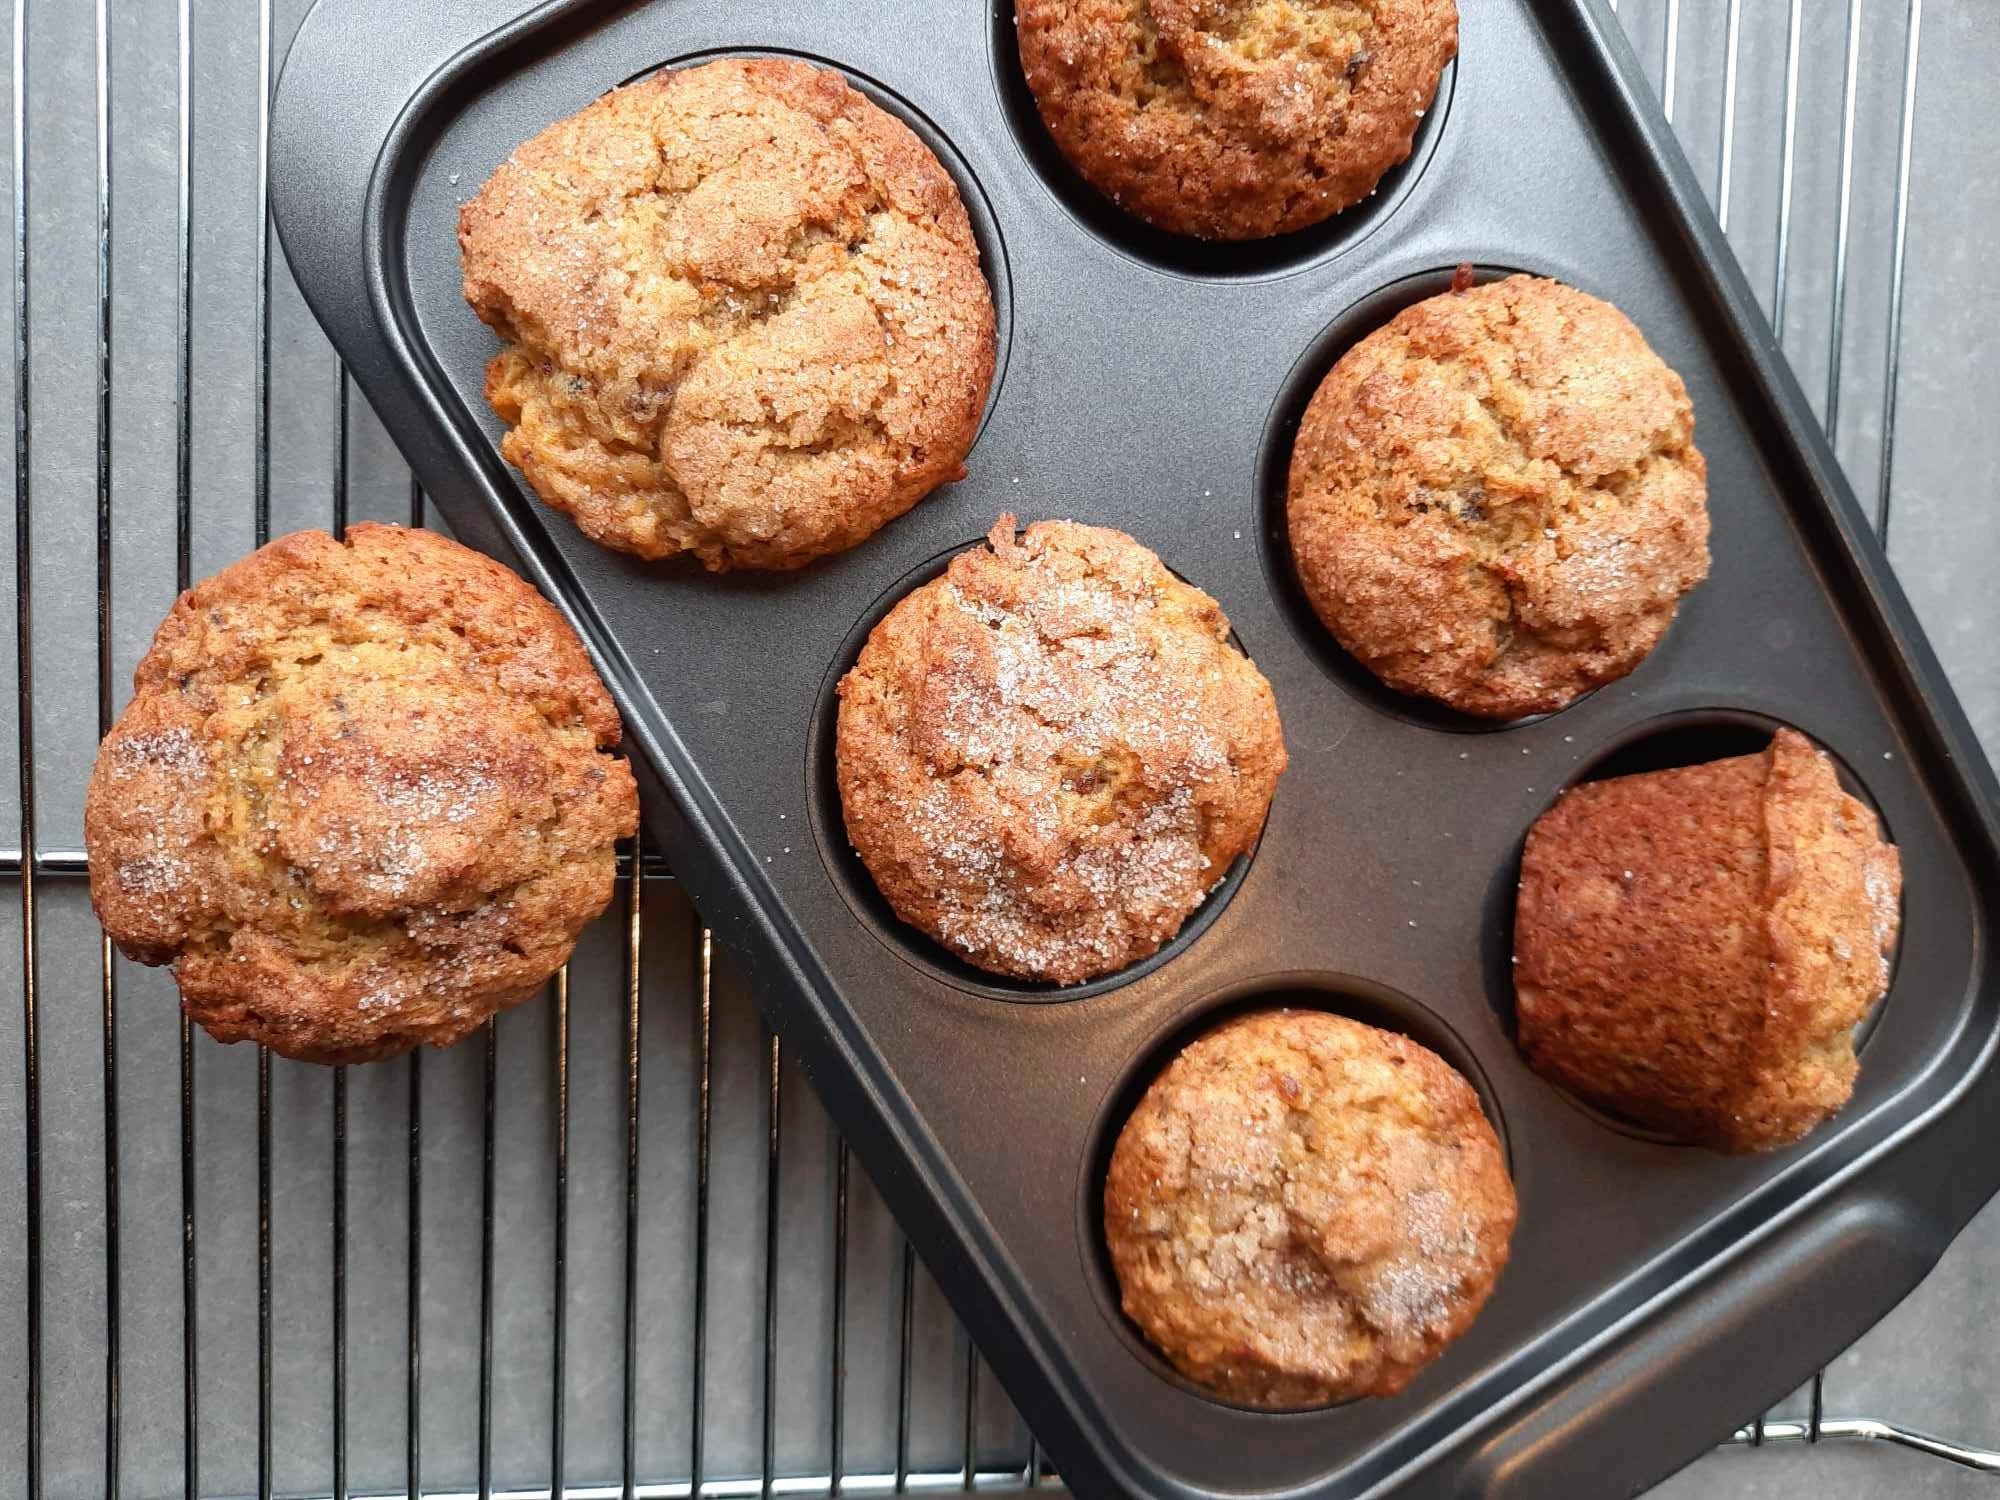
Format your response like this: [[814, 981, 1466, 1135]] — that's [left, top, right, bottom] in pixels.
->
[[1015, 0, 1457, 241], [84, 524, 640, 1065], [835, 516, 1285, 984], [1287, 274, 1711, 718], [1105, 1009, 1515, 1405], [1515, 729, 1902, 1151], [459, 57, 997, 570]]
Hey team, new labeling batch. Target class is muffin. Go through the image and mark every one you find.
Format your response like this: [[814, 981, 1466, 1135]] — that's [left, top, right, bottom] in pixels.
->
[[1105, 1009, 1516, 1406], [1514, 729, 1902, 1150], [1287, 274, 1710, 718], [1015, 0, 1457, 240], [836, 515, 1285, 984], [459, 56, 997, 570], [85, 525, 640, 1065]]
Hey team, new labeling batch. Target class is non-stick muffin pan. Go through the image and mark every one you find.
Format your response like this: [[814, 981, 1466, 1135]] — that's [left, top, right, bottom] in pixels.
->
[[270, 1, 2000, 1495]]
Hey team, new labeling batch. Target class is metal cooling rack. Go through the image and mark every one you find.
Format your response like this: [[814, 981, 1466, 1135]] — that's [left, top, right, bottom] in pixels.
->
[[2, 1, 1991, 1497]]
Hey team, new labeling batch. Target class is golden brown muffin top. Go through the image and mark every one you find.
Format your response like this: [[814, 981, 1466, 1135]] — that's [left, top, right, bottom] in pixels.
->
[[1515, 729, 1901, 1150], [1016, 0, 1458, 240], [835, 516, 1285, 984], [85, 525, 638, 1064], [459, 57, 996, 570], [1287, 275, 1710, 718], [1105, 1008, 1516, 1405]]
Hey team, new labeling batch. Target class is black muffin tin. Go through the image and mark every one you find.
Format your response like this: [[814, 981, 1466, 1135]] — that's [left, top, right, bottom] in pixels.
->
[[271, 2, 2000, 1495]]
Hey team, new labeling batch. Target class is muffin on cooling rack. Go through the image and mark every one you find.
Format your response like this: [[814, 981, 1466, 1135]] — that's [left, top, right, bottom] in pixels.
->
[[835, 515, 1286, 985], [1287, 273, 1710, 718], [84, 524, 639, 1065], [1105, 1008, 1516, 1406], [1514, 728, 1902, 1150], [1015, 0, 1457, 240], [458, 56, 997, 571]]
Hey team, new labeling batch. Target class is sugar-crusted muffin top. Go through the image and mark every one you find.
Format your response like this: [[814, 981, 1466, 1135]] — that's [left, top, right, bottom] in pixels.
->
[[1288, 274, 1710, 718], [1016, 0, 1458, 240], [1105, 1008, 1516, 1405], [85, 524, 638, 1064], [835, 515, 1285, 984], [459, 56, 997, 570]]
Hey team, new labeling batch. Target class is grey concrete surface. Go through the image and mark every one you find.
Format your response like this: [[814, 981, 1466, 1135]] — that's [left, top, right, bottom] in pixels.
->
[[0, 1, 1993, 1496]]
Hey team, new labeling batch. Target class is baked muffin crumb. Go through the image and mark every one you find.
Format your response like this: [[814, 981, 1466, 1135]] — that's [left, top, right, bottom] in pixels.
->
[[1287, 275, 1710, 718], [1105, 1008, 1515, 1405], [1016, 0, 1458, 241], [85, 524, 639, 1064], [836, 515, 1285, 984], [1515, 728, 1901, 1150], [459, 56, 997, 570]]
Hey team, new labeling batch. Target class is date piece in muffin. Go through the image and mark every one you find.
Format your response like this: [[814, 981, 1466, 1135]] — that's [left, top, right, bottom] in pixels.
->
[[1015, 0, 1458, 241], [459, 56, 997, 570], [1288, 274, 1710, 718], [1515, 728, 1902, 1151], [1106, 1008, 1515, 1406], [836, 515, 1285, 985], [85, 524, 639, 1065]]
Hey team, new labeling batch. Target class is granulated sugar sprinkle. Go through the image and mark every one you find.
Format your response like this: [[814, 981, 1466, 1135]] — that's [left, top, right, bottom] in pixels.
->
[[855, 520, 1278, 982]]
